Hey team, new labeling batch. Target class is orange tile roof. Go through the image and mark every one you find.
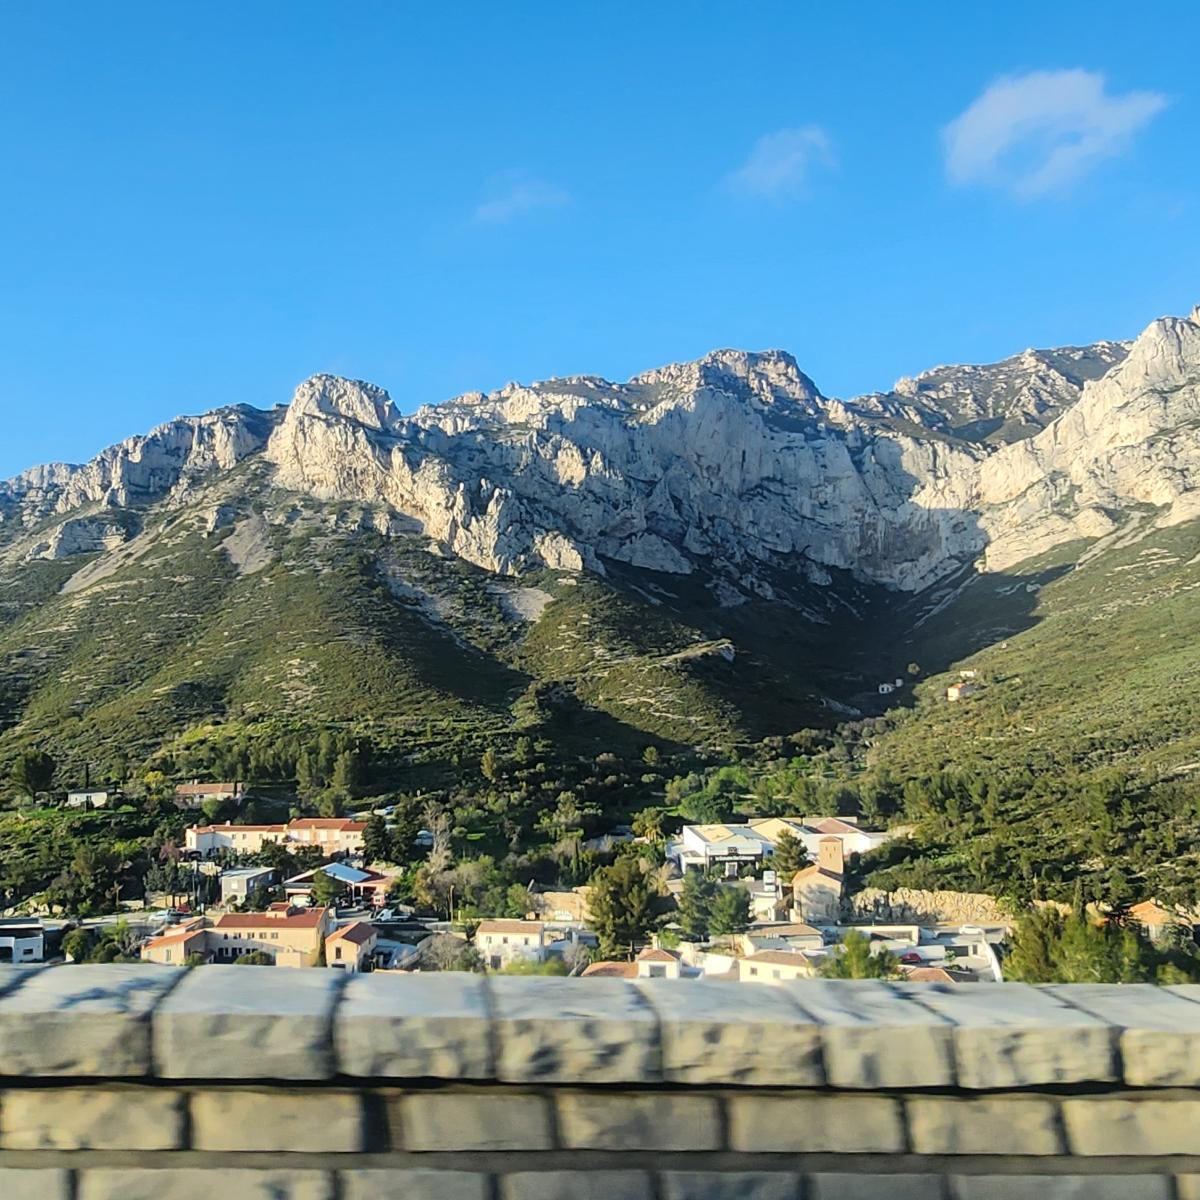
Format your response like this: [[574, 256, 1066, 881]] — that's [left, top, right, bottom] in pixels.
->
[[477, 919, 545, 935], [142, 918, 210, 951], [581, 961, 638, 978], [903, 966, 968, 984], [215, 906, 328, 931], [743, 950, 813, 967], [757, 922, 823, 938], [289, 818, 366, 831], [327, 921, 377, 946], [636, 947, 679, 963], [792, 865, 844, 883], [190, 823, 287, 834]]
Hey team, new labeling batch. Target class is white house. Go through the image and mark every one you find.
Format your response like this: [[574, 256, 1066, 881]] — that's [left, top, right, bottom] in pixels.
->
[[0, 918, 45, 964], [475, 919, 547, 970], [66, 790, 112, 810], [675, 823, 776, 873]]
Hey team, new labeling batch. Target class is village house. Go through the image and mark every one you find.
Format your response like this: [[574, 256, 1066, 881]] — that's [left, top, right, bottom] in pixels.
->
[[325, 921, 378, 972], [175, 781, 246, 811], [474, 919, 547, 970], [737, 921, 826, 955], [218, 866, 277, 906], [284, 862, 390, 908], [582, 946, 686, 980], [672, 815, 893, 874], [1129, 899, 1196, 942], [791, 837, 847, 924], [947, 681, 980, 702], [65, 789, 113, 810], [141, 904, 334, 968], [185, 817, 367, 858], [0, 918, 44, 964], [737, 949, 818, 984]]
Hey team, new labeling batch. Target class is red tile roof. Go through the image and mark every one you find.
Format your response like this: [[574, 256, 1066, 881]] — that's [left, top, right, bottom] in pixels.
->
[[289, 818, 366, 831], [581, 961, 638, 978], [636, 947, 679, 963], [327, 921, 377, 946], [743, 950, 813, 967], [214, 906, 329, 931], [477, 919, 545, 935]]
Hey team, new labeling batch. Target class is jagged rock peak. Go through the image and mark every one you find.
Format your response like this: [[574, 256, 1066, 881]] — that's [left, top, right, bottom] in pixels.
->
[[630, 348, 823, 406], [289, 374, 397, 431]]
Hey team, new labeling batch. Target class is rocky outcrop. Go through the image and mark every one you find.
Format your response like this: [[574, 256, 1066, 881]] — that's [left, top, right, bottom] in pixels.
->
[[4, 307, 1200, 601]]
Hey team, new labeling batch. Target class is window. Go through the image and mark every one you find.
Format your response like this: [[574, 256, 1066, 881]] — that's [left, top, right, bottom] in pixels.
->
[[164, 950, 172, 962], [335, 947, 343, 960], [773, 969, 781, 980], [749, 967, 758, 977], [502, 937, 509, 945]]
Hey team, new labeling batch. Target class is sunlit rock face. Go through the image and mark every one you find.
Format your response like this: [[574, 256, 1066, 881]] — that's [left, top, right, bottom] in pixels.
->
[[4, 307, 1200, 599]]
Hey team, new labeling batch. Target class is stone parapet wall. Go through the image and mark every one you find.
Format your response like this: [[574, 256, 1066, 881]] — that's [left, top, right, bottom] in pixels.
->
[[5, 965, 1200, 1196]]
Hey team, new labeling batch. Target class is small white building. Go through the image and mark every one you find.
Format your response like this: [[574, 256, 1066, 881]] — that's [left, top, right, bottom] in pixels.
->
[[66, 790, 111, 810], [219, 866, 277, 905], [0, 918, 44, 964], [475, 919, 547, 970], [947, 682, 980, 702]]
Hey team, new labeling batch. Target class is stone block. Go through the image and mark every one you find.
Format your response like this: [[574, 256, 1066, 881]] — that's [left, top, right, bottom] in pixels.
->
[[662, 1172, 800, 1200], [951, 1177, 1170, 1199], [907, 982, 1117, 1088], [0, 964, 181, 1077], [498, 1172, 654, 1200], [557, 1090, 722, 1150], [637, 978, 822, 1086], [0, 1084, 185, 1149], [335, 972, 493, 1080], [809, 1176, 946, 1200], [789, 979, 955, 1088], [1046, 984, 1200, 1086], [190, 1088, 365, 1152], [1062, 1097, 1200, 1156], [397, 1091, 553, 1151], [153, 965, 342, 1079], [77, 1168, 334, 1199], [906, 1095, 1063, 1155], [488, 976, 658, 1084], [728, 1093, 904, 1154], [340, 1170, 488, 1200], [0, 1168, 72, 1200]]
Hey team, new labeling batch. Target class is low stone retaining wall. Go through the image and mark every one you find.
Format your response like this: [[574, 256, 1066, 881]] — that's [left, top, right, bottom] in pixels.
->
[[851, 886, 1014, 925], [4, 965, 1200, 1197]]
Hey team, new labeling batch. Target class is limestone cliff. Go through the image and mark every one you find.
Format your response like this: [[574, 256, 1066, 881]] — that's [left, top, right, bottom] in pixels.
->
[[3, 306, 1198, 603]]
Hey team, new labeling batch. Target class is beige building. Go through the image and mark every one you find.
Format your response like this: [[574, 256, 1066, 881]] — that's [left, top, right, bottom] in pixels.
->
[[582, 946, 685, 980], [791, 838, 846, 924], [141, 904, 333, 968], [186, 817, 366, 858], [475, 919, 547, 970], [737, 949, 817, 984], [325, 921, 378, 972], [175, 781, 245, 810]]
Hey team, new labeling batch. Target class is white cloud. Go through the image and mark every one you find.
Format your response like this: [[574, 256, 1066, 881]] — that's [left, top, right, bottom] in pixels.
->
[[473, 173, 570, 224], [727, 125, 834, 199], [943, 69, 1166, 198]]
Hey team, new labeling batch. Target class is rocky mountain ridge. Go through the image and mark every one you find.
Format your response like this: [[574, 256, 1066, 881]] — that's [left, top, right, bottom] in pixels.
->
[[3, 307, 1198, 600]]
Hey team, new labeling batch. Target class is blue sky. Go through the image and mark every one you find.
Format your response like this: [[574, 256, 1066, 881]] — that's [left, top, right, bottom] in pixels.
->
[[1, 2, 1197, 478]]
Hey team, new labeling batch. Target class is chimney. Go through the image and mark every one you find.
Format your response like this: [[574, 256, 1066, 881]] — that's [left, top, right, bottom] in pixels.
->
[[818, 837, 844, 875]]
